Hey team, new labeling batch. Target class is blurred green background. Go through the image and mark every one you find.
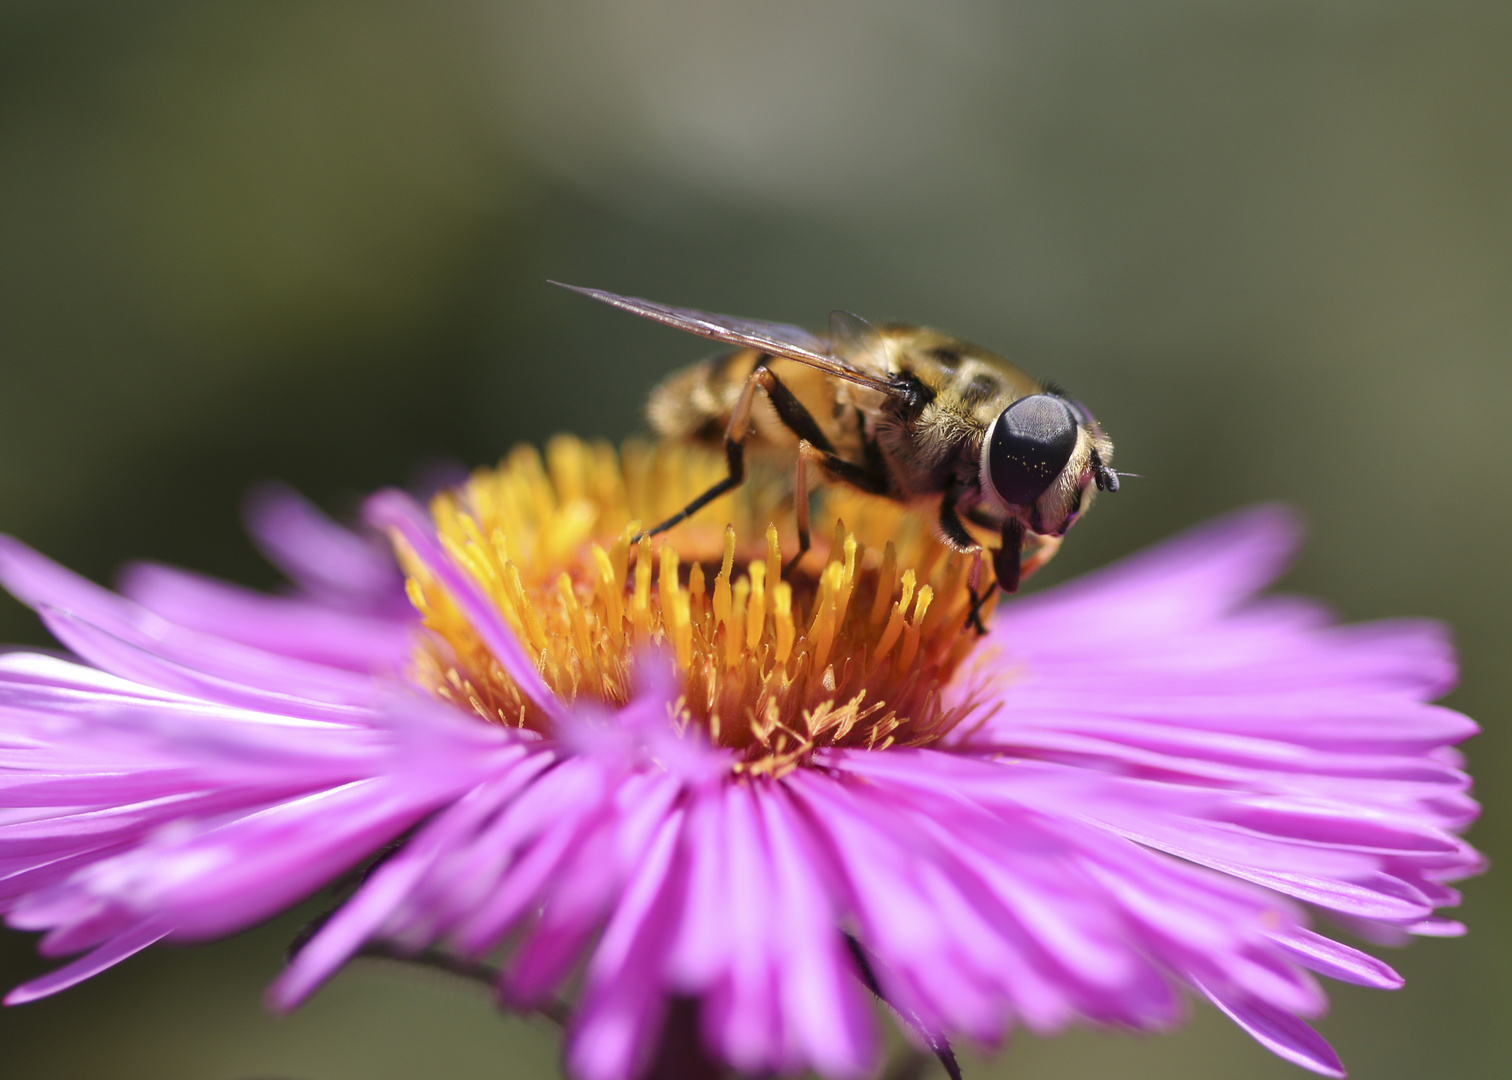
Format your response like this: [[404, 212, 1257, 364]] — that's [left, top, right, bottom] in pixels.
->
[[0, 1, 1507, 1077]]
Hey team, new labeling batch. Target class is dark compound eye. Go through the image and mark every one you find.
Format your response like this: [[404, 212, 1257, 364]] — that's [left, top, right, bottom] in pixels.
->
[[988, 394, 1078, 506]]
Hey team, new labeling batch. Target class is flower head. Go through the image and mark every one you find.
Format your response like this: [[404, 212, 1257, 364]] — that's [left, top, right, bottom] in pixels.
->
[[0, 437, 1481, 1080]]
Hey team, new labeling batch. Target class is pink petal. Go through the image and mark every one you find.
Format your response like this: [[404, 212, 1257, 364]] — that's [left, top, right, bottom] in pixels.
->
[[1196, 978, 1346, 1077]]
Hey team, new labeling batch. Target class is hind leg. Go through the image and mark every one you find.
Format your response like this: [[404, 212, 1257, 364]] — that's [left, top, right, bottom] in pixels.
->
[[642, 365, 886, 549], [639, 365, 778, 539]]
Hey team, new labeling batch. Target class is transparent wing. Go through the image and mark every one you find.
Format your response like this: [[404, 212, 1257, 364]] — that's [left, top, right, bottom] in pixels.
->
[[828, 309, 876, 348], [551, 282, 905, 397]]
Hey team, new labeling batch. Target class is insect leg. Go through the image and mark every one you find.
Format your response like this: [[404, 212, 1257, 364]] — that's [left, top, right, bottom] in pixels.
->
[[643, 362, 887, 558], [760, 365, 887, 568], [758, 367, 890, 495], [965, 520, 1057, 630], [994, 517, 1025, 595], [805, 450, 890, 495], [936, 487, 994, 634], [788, 440, 892, 572], [760, 365, 836, 454], [962, 568, 990, 636], [789, 440, 820, 571], [937, 490, 978, 551], [640, 365, 776, 539]]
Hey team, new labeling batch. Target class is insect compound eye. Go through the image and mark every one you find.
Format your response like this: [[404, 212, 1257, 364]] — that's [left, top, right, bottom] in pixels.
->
[[988, 394, 1079, 506]]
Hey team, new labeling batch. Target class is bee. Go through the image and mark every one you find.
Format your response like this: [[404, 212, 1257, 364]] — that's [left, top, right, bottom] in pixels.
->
[[555, 283, 1118, 627]]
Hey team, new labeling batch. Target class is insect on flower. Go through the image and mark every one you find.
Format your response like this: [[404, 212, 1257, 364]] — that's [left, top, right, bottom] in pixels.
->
[[555, 284, 1118, 627]]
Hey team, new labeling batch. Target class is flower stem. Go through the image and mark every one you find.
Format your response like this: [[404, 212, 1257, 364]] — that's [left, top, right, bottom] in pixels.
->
[[845, 936, 963, 1080]]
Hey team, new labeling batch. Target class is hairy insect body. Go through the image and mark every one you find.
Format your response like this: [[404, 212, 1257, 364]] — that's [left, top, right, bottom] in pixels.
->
[[649, 353, 856, 457], [649, 327, 1107, 541], [861, 329, 1040, 504], [557, 283, 1117, 614]]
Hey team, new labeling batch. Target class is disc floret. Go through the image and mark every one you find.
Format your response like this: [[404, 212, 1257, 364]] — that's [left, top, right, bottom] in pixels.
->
[[401, 437, 993, 772]]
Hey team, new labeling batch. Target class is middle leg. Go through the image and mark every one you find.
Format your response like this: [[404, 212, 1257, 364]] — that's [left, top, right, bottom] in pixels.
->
[[963, 516, 1027, 634], [788, 439, 891, 570]]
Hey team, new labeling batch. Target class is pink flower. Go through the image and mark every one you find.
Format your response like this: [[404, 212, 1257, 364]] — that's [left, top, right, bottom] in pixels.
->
[[0, 440, 1480, 1079]]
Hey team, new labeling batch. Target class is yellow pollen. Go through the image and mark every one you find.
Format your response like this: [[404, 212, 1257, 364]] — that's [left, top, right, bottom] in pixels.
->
[[399, 436, 996, 773]]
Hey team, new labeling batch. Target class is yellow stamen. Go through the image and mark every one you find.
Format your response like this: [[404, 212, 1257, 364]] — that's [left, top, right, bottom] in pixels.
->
[[713, 525, 735, 631], [763, 525, 781, 608], [772, 580, 795, 667], [398, 437, 998, 774], [591, 542, 623, 652], [728, 577, 750, 670], [745, 560, 767, 652], [631, 534, 653, 642], [689, 562, 707, 625], [897, 584, 933, 673]]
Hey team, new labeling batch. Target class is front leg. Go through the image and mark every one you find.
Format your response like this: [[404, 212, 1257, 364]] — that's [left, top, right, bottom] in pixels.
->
[[963, 517, 1026, 634], [966, 518, 1058, 631], [939, 487, 995, 635], [994, 517, 1024, 594], [937, 487, 978, 552]]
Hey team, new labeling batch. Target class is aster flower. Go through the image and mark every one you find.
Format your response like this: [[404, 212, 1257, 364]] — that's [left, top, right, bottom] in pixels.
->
[[0, 437, 1480, 1079]]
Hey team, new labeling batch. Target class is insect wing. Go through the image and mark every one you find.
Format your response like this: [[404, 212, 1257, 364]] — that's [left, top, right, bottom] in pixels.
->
[[828, 309, 876, 348], [551, 282, 904, 397]]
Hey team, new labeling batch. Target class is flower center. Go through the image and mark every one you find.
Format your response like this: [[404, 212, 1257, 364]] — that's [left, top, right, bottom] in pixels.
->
[[399, 436, 994, 773]]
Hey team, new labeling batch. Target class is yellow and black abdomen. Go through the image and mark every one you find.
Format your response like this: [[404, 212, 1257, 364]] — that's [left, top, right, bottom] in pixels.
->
[[647, 350, 865, 460]]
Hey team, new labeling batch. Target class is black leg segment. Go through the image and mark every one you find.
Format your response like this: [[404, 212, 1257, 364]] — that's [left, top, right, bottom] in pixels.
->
[[639, 364, 888, 545], [994, 517, 1024, 594], [937, 488, 977, 551], [762, 368, 837, 454], [641, 436, 746, 539]]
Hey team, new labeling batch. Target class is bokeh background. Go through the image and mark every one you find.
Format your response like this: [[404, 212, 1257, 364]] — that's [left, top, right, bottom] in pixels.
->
[[0, 2, 1507, 1077]]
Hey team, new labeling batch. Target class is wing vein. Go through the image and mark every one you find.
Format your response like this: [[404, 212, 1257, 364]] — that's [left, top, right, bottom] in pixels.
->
[[550, 282, 907, 398]]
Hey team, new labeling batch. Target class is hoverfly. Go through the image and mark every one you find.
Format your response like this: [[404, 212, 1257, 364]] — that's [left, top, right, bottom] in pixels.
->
[[555, 283, 1117, 628]]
